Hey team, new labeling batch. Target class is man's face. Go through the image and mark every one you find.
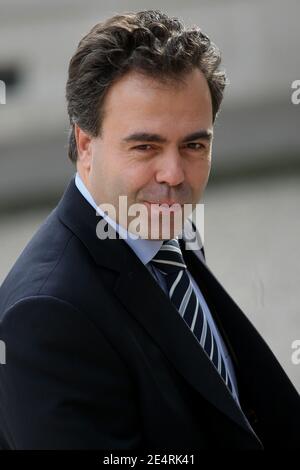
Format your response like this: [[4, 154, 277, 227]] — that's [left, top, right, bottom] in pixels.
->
[[76, 67, 213, 239]]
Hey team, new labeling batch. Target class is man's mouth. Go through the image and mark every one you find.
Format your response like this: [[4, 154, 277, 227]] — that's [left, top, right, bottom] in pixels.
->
[[144, 199, 181, 205], [143, 200, 183, 210]]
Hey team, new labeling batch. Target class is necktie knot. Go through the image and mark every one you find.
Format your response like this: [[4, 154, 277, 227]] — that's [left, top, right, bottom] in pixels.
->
[[151, 238, 187, 275]]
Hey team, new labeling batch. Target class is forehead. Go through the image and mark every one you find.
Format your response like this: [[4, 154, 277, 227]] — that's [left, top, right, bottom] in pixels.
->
[[101, 68, 213, 133]]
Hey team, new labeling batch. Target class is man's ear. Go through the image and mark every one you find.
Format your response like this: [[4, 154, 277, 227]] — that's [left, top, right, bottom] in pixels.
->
[[74, 123, 93, 171]]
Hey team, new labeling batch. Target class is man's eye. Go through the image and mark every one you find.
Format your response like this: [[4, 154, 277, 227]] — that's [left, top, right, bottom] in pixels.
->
[[133, 144, 152, 151], [186, 142, 205, 150]]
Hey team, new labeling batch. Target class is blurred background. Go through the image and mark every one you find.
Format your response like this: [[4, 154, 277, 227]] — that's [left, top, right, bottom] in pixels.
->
[[0, 0, 299, 391]]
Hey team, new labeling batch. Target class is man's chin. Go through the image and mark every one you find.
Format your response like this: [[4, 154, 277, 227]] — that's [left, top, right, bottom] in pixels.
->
[[128, 218, 185, 240]]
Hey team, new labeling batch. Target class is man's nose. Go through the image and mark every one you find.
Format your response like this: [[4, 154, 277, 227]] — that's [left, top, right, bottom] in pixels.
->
[[155, 150, 185, 187]]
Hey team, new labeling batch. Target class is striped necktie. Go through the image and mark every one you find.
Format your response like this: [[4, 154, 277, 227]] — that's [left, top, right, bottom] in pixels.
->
[[151, 238, 234, 397]]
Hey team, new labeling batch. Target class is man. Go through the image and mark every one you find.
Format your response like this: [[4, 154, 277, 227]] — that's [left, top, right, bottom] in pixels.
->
[[0, 10, 299, 450]]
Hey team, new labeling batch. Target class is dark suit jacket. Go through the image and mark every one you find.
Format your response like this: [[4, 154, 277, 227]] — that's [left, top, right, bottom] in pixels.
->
[[0, 176, 299, 450]]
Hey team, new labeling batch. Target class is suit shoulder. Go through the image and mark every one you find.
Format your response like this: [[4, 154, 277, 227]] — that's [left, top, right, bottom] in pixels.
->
[[0, 209, 76, 315]]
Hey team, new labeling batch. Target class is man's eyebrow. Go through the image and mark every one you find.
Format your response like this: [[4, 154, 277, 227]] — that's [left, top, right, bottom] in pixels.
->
[[122, 129, 213, 144], [122, 132, 167, 144], [181, 130, 213, 143]]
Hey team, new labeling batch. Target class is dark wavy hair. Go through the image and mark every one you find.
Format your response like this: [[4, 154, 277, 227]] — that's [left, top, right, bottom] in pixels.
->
[[65, 10, 227, 163]]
